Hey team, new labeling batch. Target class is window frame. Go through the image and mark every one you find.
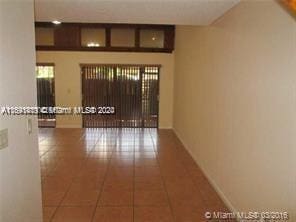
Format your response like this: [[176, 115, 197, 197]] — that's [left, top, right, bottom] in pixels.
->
[[35, 22, 175, 53]]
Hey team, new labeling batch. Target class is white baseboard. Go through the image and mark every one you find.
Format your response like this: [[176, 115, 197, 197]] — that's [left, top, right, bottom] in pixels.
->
[[173, 127, 239, 220]]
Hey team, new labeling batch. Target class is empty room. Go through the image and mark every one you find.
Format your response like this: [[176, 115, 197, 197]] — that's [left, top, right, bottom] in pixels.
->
[[0, 0, 295, 221]]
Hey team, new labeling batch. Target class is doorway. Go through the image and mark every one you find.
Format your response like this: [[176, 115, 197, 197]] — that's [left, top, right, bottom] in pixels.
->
[[81, 64, 160, 128], [36, 63, 56, 128]]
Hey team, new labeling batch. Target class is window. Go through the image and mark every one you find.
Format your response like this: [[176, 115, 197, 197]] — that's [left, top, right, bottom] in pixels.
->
[[36, 64, 55, 128], [111, 28, 135, 47], [81, 28, 106, 47], [36, 65, 54, 78], [140, 29, 164, 48], [35, 22, 175, 53], [35, 27, 54, 46]]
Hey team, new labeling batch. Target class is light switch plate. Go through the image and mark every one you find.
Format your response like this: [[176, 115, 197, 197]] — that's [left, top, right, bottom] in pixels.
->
[[0, 128, 8, 150]]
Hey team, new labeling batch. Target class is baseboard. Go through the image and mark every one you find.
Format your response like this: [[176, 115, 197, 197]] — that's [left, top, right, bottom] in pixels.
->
[[56, 124, 82, 128], [158, 126, 173, 129], [172, 127, 239, 219], [55, 125, 172, 129]]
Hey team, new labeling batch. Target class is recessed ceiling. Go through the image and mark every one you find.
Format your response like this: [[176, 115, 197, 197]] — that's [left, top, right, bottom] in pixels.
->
[[34, 0, 240, 26]]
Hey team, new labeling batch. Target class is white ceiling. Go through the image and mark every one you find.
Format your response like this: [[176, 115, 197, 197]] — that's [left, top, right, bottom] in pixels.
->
[[34, 0, 240, 26]]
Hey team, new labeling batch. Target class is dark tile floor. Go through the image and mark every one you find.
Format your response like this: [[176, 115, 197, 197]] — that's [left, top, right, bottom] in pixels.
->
[[39, 128, 231, 222]]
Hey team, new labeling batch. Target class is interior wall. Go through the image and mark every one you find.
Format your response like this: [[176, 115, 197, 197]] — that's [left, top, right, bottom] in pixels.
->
[[36, 51, 174, 128], [174, 0, 296, 218], [0, 1, 42, 222]]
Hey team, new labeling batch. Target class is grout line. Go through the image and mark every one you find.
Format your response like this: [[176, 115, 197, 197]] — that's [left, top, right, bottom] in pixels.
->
[[149, 129, 177, 222], [48, 151, 91, 220], [44, 130, 101, 222], [42, 128, 165, 221], [47, 206, 58, 222], [40, 147, 61, 222], [132, 129, 136, 222], [90, 128, 117, 222]]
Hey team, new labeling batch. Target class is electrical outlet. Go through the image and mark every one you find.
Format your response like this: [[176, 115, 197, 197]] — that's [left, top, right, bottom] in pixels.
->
[[0, 128, 8, 150]]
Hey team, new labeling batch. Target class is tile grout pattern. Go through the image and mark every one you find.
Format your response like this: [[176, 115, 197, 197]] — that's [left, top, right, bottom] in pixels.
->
[[149, 131, 178, 222], [39, 128, 233, 222]]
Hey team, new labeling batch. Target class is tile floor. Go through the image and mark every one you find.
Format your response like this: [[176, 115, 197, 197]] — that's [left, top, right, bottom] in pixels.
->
[[39, 128, 232, 222]]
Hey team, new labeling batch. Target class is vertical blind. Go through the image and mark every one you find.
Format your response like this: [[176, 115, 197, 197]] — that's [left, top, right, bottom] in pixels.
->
[[81, 64, 160, 128]]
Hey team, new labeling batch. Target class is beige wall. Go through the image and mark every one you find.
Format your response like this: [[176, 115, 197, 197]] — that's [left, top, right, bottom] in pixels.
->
[[174, 0, 296, 219], [0, 1, 42, 222], [36, 51, 174, 128]]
